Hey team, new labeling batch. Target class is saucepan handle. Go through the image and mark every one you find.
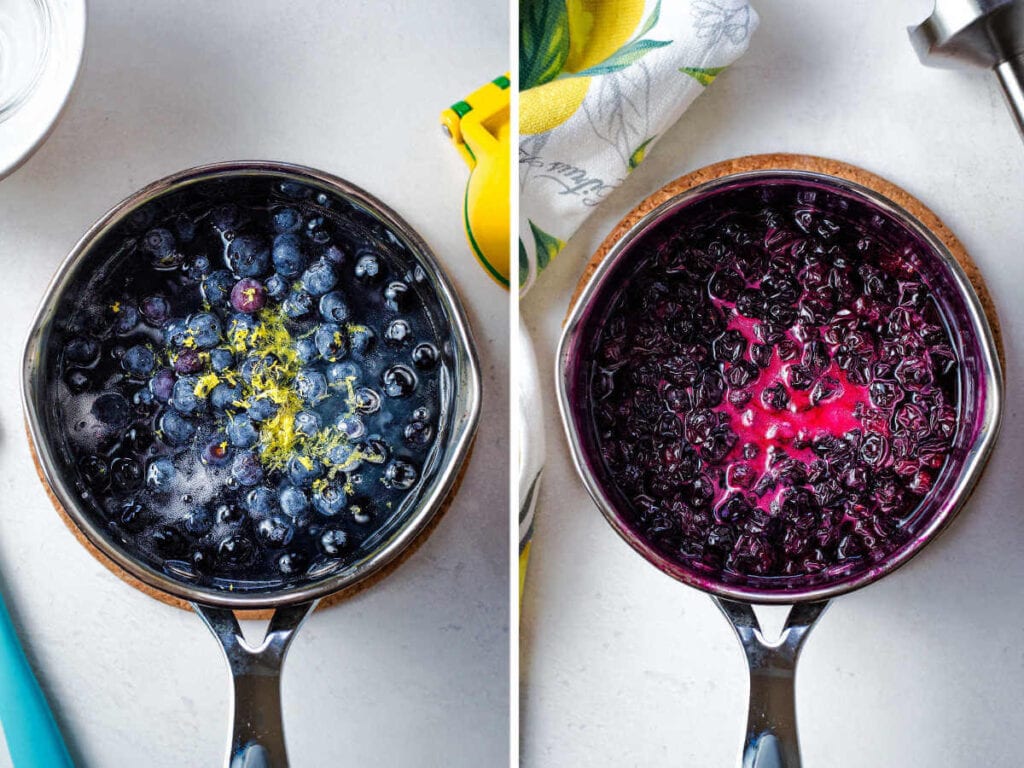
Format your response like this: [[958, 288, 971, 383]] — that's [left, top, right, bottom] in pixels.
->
[[713, 597, 829, 768], [193, 600, 318, 768]]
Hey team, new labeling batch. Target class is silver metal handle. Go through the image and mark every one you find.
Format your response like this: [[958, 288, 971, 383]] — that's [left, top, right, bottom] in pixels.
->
[[713, 598, 829, 768], [193, 600, 318, 768], [996, 53, 1024, 138]]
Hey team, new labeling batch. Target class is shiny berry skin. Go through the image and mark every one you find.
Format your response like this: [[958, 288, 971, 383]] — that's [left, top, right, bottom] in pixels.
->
[[230, 278, 267, 313]]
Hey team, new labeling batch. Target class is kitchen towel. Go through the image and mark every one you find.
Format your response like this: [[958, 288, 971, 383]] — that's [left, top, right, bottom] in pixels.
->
[[519, 0, 759, 293]]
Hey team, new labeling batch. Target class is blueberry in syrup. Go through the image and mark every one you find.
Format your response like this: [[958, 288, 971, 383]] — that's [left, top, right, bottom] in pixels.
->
[[50, 178, 448, 592], [577, 180, 963, 587]]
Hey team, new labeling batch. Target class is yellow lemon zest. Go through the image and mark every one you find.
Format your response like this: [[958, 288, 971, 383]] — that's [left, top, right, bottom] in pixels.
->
[[194, 372, 221, 398]]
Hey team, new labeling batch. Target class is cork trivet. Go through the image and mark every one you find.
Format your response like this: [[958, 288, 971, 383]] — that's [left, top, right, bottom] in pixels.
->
[[28, 422, 472, 619], [567, 153, 1004, 368]]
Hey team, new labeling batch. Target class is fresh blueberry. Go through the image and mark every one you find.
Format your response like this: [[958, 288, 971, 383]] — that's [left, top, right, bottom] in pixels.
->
[[122, 345, 156, 377], [411, 342, 439, 370], [164, 318, 190, 348], [202, 270, 235, 307], [382, 365, 417, 398], [246, 486, 279, 518], [143, 228, 182, 268], [140, 296, 171, 326], [92, 392, 130, 428], [216, 502, 245, 524], [294, 410, 321, 436], [218, 535, 254, 567], [383, 460, 418, 490], [326, 361, 360, 386], [210, 348, 234, 372], [64, 337, 100, 366], [257, 515, 294, 547], [184, 507, 214, 535], [279, 486, 310, 519], [315, 322, 348, 361], [352, 387, 381, 414], [305, 215, 331, 244], [312, 482, 347, 516], [186, 312, 223, 348], [349, 326, 375, 354], [191, 254, 212, 277], [181, 512, 212, 540], [277, 551, 306, 575], [113, 305, 139, 335], [227, 414, 259, 448], [146, 457, 175, 490], [265, 273, 288, 300], [230, 278, 267, 314], [172, 349, 203, 374], [149, 368, 176, 403], [287, 455, 323, 486], [246, 397, 279, 422], [295, 369, 328, 403], [79, 456, 109, 489], [320, 528, 348, 555], [159, 410, 196, 446], [110, 457, 142, 491], [272, 233, 306, 277], [272, 207, 302, 233], [226, 235, 270, 277], [231, 451, 263, 486], [200, 436, 232, 466], [227, 313, 258, 341], [172, 376, 206, 415], [301, 259, 337, 296], [404, 420, 433, 447], [354, 252, 382, 283], [118, 500, 147, 532], [211, 382, 243, 411], [336, 414, 366, 439], [324, 244, 346, 265], [210, 203, 242, 232], [283, 289, 314, 319], [327, 443, 358, 469], [319, 291, 350, 322], [295, 335, 318, 364]]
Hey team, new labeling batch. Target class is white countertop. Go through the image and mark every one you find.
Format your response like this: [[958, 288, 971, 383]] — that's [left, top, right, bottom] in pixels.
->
[[0, 2, 508, 766], [522, 1, 1024, 766]]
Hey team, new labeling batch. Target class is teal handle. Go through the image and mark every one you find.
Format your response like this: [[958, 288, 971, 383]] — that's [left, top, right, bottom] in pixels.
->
[[0, 594, 73, 768]]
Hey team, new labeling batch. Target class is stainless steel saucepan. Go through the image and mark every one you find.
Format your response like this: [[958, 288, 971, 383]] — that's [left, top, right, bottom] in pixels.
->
[[557, 168, 1002, 767], [23, 161, 482, 767]]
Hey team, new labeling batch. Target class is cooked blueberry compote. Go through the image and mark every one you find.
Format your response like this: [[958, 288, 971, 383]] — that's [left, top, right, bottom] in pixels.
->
[[576, 180, 964, 588], [48, 177, 451, 592]]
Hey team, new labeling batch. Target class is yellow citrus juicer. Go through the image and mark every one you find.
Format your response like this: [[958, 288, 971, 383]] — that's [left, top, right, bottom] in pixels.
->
[[441, 74, 511, 287]]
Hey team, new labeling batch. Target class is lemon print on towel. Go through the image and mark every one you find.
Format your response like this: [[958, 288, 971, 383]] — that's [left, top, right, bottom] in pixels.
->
[[520, 0, 670, 136]]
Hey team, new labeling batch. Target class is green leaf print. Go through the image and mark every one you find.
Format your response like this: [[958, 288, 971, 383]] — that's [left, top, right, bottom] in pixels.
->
[[519, 238, 529, 286], [520, 0, 571, 90], [628, 136, 656, 171], [529, 220, 565, 271], [634, 0, 663, 39], [571, 38, 672, 78], [680, 66, 726, 87]]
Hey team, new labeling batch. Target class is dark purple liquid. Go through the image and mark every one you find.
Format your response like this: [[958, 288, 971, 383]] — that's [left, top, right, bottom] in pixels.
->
[[46, 176, 451, 593], [574, 180, 965, 589]]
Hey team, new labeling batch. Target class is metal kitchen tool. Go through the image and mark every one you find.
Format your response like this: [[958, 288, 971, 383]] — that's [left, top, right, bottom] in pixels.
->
[[910, 0, 1024, 136], [557, 168, 1003, 767], [23, 161, 482, 768]]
